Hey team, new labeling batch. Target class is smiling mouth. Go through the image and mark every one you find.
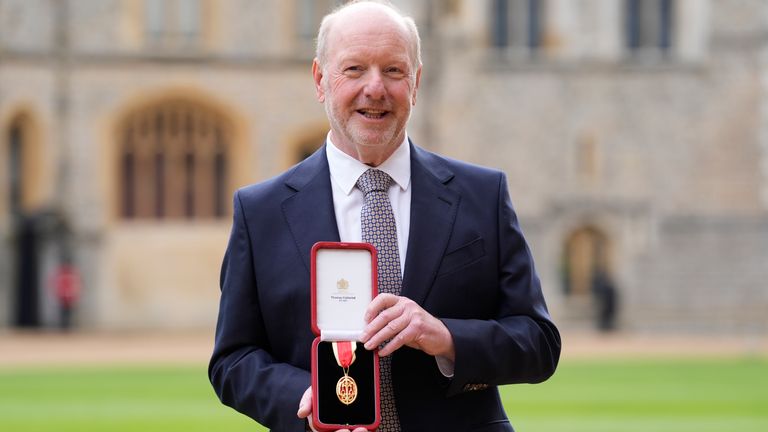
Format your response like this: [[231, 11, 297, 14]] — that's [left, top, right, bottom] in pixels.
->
[[357, 109, 388, 119]]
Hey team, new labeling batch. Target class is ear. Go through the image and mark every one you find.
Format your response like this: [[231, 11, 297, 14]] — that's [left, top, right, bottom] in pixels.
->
[[312, 59, 325, 103], [411, 65, 422, 105]]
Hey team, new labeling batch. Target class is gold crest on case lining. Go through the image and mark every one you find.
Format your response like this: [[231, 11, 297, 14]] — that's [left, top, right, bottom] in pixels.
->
[[337, 278, 349, 291]]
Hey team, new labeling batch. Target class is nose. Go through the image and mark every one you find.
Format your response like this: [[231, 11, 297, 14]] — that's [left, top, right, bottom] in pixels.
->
[[363, 69, 386, 100]]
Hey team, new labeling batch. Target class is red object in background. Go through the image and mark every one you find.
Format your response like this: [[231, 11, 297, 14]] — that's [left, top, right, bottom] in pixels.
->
[[53, 265, 81, 307]]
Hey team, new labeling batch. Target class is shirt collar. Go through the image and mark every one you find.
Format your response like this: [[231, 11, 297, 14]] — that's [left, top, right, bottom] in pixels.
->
[[326, 132, 411, 195]]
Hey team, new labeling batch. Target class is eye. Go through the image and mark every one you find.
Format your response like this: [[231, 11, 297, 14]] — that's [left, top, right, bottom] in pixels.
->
[[344, 65, 364, 75], [385, 66, 406, 77]]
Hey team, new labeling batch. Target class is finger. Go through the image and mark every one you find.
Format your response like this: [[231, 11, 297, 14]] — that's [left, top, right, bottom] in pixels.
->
[[377, 320, 417, 356], [363, 293, 398, 322], [297, 386, 312, 418], [361, 301, 406, 347], [361, 298, 402, 342], [364, 310, 410, 351]]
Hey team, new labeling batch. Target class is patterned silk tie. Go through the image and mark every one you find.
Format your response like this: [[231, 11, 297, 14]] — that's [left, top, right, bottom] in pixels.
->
[[357, 168, 402, 432]]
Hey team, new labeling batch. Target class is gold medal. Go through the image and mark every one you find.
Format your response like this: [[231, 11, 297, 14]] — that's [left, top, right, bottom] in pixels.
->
[[332, 341, 358, 405], [336, 369, 358, 405]]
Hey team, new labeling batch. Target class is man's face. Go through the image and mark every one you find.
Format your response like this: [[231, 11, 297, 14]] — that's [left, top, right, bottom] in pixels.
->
[[313, 11, 421, 162]]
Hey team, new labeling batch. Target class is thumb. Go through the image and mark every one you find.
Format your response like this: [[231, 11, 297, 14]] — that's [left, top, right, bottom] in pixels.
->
[[297, 386, 313, 418]]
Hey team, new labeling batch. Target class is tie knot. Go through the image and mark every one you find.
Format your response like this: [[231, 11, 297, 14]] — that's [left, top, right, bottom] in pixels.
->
[[357, 169, 393, 195]]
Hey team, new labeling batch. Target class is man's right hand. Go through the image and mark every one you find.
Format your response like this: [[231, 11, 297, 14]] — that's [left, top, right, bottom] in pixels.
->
[[297, 386, 368, 432]]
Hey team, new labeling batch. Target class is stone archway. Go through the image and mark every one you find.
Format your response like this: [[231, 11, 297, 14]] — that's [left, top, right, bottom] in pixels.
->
[[283, 125, 328, 169], [562, 225, 610, 297], [5, 113, 44, 327], [561, 225, 618, 330]]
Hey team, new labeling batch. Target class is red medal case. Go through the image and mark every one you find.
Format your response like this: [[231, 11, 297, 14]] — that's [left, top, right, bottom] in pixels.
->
[[311, 242, 381, 431]]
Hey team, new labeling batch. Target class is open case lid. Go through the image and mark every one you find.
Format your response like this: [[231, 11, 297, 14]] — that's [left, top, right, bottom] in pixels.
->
[[311, 242, 377, 340]]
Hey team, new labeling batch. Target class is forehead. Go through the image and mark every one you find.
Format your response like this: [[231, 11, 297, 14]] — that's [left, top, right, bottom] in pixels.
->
[[325, 8, 413, 63]]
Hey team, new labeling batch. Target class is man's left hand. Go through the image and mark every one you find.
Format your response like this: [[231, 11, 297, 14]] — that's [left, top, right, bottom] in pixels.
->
[[360, 293, 455, 359]]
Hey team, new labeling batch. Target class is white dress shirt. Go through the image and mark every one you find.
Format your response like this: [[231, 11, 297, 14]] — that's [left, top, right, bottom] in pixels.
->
[[325, 133, 455, 378], [326, 133, 411, 273]]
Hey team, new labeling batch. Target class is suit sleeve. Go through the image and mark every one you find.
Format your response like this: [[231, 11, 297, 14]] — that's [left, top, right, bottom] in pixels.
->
[[208, 191, 309, 430], [441, 173, 561, 396]]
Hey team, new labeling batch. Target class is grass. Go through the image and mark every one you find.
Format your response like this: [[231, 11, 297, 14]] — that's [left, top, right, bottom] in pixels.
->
[[0, 358, 766, 431], [0, 365, 261, 432], [502, 357, 768, 432]]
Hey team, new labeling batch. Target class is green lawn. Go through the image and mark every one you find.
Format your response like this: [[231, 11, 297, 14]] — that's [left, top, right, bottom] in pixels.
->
[[502, 358, 768, 432], [0, 358, 766, 431]]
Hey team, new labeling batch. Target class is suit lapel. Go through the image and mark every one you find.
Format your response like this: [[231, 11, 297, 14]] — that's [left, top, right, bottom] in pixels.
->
[[402, 144, 460, 305], [281, 142, 459, 302], [282, 146, 341, 273]]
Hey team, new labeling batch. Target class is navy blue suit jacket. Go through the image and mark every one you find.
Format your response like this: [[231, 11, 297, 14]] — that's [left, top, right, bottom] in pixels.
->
[[209, 143, 561, 431]]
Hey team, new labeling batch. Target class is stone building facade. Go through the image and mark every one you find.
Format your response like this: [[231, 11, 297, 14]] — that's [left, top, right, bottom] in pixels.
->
[[1, 0, 766, 333]]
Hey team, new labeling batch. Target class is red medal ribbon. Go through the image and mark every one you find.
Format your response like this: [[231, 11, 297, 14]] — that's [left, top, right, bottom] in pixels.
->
[[337, 341, 353, 368], [332, 341, 358, 405], [332, 341, 357, 368]]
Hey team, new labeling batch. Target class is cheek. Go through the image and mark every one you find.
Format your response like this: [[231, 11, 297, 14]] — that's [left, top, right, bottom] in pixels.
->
[[329, 76, 358, 98], [329, 89, 357, 111], [392, 83, 415, 106]]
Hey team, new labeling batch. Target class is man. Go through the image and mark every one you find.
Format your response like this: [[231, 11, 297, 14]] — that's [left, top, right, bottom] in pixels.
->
[[209, 1, 561, 431]]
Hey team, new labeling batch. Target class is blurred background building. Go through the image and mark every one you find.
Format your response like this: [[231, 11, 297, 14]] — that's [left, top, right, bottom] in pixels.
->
[[0, 0, 766, 334]]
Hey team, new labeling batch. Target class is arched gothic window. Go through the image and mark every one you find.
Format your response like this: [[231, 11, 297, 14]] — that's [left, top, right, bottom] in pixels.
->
[[119, 100, 229, 220]]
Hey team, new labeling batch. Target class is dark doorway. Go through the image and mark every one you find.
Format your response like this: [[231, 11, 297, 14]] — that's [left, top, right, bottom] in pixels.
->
[[8, 118, 42, 327], [13, 216, 41, 327]]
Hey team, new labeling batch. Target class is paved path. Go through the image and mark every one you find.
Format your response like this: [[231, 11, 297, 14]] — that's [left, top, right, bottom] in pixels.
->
[[562, 331, 767, 359], [0, 330, 766, 368], [0, 330, 215, 367]]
